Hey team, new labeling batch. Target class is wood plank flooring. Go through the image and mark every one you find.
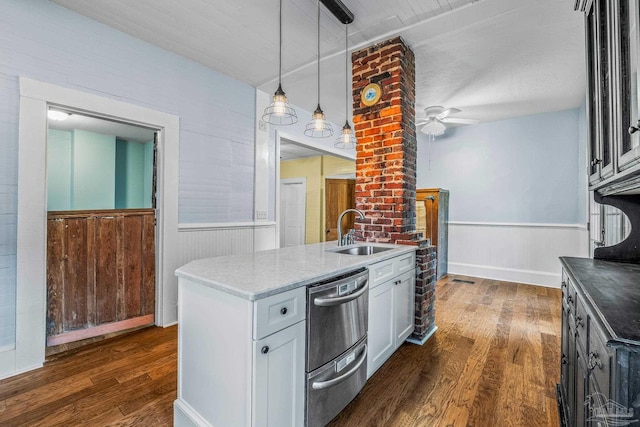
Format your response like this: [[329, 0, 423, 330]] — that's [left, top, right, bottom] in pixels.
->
[[330, 275, 562, 427], [0, 275, 561, 426]]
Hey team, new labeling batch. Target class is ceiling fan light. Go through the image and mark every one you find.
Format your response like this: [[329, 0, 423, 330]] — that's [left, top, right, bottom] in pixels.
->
[[421, 120, 446, 136]]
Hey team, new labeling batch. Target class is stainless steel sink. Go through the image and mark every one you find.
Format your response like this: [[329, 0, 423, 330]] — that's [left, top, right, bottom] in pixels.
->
[[332, 245, 393, 255]]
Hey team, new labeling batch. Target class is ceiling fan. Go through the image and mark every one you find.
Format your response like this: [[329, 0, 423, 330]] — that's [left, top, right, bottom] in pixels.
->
[[416, 106, 479, 136]]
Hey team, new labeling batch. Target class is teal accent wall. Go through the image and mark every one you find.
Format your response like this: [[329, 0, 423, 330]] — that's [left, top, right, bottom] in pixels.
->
[[72, 130, 116, 210], [144, 140, 154, 208], [115, 139, 153, 209], [46, 129, 72, 211]]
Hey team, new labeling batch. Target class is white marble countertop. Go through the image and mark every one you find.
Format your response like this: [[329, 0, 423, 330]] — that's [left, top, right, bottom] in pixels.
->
[[175, 241, 417, 300]]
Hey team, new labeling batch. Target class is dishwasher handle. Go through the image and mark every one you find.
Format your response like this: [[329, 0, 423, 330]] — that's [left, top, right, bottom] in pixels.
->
[[311, 345, 368, 390], [313, 282, 368, 307]]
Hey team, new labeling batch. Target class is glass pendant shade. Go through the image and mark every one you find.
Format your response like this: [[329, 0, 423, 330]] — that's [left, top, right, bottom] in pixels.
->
[[335, 121, 356, 149], [305, 105, 333, 137], [335, 23, 356, 148], [263, 84, 297, 125], [305, 0, 333, 138], [262, 0, 297, 125], [421, 120, 446, 136]]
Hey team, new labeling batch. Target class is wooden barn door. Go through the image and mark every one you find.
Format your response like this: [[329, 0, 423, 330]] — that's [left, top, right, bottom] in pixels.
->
[[46, 209, 155, 346]]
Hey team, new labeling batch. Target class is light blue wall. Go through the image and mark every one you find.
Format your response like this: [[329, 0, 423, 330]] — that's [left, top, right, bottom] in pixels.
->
[[0, 0, 257, 348], [416, 108, 585, 224], [46, 129, 72, 211]]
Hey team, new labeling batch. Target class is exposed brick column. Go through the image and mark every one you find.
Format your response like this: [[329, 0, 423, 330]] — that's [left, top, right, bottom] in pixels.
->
[[352, 37, 436, 343]]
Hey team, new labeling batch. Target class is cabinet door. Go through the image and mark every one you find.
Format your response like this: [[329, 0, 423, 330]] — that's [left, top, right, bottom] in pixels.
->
[[253, 320, 305, 427], [618, 0, 640, 170], [575, 342, 588, 427], [560, 297, 572, 400], [367, 280, 395, 378], [393, 271, 415, 346]]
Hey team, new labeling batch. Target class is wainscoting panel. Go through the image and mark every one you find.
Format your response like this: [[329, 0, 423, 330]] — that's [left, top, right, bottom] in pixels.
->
[[177, 222, 277, 268], [447, 222, 589, 288]]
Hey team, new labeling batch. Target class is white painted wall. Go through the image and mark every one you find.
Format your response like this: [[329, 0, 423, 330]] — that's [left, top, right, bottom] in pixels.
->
[[417, 109, 589, 287]]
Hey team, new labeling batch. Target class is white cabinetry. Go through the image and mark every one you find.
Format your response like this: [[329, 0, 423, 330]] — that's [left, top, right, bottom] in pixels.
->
[[174, 279, 305, 427], [367, 252, 416, 378]]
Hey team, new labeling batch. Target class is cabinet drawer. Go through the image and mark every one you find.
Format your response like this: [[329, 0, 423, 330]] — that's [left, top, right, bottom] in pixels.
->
[[369, 252, 416, 289], [395, 253, 415, 276], [369, 258, 396, 289], [254, 287, 306, 340], [587, 320, 612, 397]]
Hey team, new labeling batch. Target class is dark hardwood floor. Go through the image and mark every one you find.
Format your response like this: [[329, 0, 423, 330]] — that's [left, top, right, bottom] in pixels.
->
[[0, 275, 561, 426]]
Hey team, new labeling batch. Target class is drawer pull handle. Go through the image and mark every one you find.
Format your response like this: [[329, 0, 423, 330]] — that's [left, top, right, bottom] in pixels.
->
[[280, 307, 288, 316], [311, 345, 367, 390], [561, 354, 568, 365], [567, 295, 573, 304], [575, 316, 584, 328], [561, 281, 567, 289], [588, 351, 603, 371], [261, 346, 270, 354], [394, 280, 401, 286], [314, 283, 368, 307]]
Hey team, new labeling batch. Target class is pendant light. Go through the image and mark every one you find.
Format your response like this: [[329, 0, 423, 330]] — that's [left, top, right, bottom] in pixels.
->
[[335, 24, 356, 149], [262, 0, 297, 125], [305, 0, 333, 138]]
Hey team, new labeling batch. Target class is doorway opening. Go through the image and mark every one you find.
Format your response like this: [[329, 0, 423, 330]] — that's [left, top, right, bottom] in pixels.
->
[[10, 77, 179, 378], [277, 134, 355, 248], [46, 109, 158, 355]]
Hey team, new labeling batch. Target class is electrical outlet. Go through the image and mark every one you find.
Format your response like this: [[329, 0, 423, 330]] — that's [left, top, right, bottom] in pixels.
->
[[256, 210, 267, 220], [258, 120, 267, 132]]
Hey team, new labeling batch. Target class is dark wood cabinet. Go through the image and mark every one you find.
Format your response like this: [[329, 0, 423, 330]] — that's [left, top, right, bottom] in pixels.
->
[[558, 257, 640, 426], [579, 0, 640, 193], [416, 188, 448, 279]]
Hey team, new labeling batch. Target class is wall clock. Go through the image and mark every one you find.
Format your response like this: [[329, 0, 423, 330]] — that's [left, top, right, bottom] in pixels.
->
[[361, 83, 382, 106]]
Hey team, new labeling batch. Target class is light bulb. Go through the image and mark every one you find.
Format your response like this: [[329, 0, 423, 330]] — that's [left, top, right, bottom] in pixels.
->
[[272, 94, 287, 116]]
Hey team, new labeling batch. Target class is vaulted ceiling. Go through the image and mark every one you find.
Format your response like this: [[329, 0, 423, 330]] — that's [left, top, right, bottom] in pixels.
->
[[50, 0, 585, 127]]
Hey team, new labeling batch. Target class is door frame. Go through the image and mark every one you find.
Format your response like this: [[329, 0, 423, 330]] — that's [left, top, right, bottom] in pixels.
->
[[7, 77, 179, 378], [279, 177, 307, 247]]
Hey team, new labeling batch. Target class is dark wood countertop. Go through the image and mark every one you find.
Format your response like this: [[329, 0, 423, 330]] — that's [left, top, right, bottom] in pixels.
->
[[560, 257, 640, 346]]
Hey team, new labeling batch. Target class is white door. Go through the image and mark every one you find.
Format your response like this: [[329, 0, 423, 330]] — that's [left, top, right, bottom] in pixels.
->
[[279, 178, 306, 248], [367, 280, 395, 378]]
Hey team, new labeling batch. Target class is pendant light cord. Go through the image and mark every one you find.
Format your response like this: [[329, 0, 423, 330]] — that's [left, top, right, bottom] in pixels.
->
[[344, 24, 348, 118], [278, 0, 282, 85], [317, 0, 321, 106]]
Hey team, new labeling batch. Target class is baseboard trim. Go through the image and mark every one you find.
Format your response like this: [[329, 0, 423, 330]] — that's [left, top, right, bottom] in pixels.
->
[[407, 325, 438, 346], [449, 262, 561, 288]]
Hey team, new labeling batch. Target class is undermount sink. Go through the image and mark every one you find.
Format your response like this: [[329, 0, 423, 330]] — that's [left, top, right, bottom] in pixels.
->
[[332, 245, 393, 255]]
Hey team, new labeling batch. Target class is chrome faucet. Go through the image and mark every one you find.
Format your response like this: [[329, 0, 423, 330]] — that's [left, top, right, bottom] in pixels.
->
[[337, 209, 365, 246]]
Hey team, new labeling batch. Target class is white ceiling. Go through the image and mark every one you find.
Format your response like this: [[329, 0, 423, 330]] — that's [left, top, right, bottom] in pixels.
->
[[50, 0, 585, 127]]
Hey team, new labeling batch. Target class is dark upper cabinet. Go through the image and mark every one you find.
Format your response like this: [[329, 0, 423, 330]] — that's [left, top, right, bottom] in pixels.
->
[[581, 0, 640, 194]]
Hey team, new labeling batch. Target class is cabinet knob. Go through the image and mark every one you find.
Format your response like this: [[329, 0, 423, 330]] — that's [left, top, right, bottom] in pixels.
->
[[280, 307, 288, 316], [590, 158, 602, 167], [261, 346, 269, 354], [567, 295, 573, 304], [561, 281, 567, 289], [575, 316, 584, 328], [587, 351, 603, 370], [561, 354, 568, 365]]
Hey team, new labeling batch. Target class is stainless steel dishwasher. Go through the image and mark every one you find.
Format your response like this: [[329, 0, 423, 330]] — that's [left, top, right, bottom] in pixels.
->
[[306, 268, 369, 427]]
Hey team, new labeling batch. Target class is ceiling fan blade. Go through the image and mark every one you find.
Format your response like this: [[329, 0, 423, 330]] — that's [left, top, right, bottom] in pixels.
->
[[441, 117, 479, 125], [415, 120, 430, 126], [436, 108, 461, 120]]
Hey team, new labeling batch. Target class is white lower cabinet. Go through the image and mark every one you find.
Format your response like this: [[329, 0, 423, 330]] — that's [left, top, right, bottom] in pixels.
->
[[174, 279, 306, 427], [368, 280, 395, 375], [367, 254, 416, 378], [253, 320, 305, 427]]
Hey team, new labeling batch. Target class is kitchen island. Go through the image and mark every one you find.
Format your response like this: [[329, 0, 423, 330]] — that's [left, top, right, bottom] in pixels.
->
[[173, 241, 417, 427]]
